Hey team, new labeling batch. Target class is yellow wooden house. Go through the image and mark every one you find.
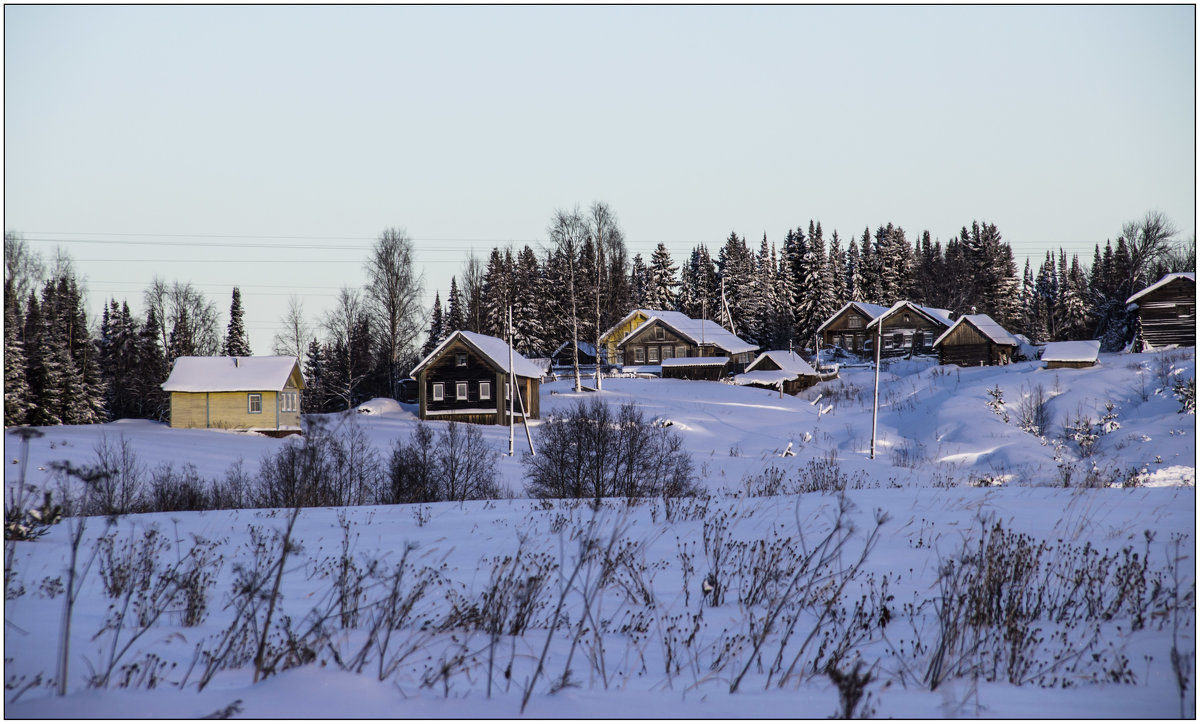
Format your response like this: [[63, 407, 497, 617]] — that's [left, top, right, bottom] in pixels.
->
[[161, 356, 305, 433]]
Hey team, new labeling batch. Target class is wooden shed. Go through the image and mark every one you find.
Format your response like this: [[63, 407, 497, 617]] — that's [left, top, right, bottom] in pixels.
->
[[551, 340, 599, 367], [732, 350, 820, 395], [410, 330, 541, 425], [864, 301, 953, 359], [1041, 340, 1100, 369], [660, 356, 729, 381], [933, 314, 1020, 367], [161, 356, 304, 434], [1127, 272, 1195, 350]]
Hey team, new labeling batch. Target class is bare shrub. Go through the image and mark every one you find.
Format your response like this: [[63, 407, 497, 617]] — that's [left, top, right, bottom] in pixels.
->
[[383, 423, 439, 504], [1016, 383, 1050, 436], [87, 434, 144, 516], [147, 462, 208, 512], [256, 418, 380, 508], [524, 398, 696, 502]]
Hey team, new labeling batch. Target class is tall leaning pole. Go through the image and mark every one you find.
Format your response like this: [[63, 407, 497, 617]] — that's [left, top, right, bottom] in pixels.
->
[[870, 317, 882, 460]]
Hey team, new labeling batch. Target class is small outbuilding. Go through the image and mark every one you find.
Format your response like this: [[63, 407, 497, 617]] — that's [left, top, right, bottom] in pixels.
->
[[410, 330, 541, 425], [551, 340, 599, 367], [1127, 272, 1195, 351], [732, 350, 820, 395], [161, 356, 305, 434], [933, 314, 1020, 367], [1041, 340, 1101, 369], [660, 356, 729, 381]]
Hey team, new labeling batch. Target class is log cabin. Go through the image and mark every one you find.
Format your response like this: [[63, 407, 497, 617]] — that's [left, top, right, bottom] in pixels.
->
[[161, 356, 304, 434], [1127, 272, 1195, 350], [817, 302, 890, 355], [732, 350, 820, 394], [1041, 340, 1100, 369], [863, 302, 953, 359], [615, 312, 757, 373], [933, 314, 1020, 367], [410, 330, 541, 425]]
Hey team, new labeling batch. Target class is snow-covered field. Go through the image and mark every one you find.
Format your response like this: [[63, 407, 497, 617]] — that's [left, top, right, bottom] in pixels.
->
[[4, 349, 1196, 718]]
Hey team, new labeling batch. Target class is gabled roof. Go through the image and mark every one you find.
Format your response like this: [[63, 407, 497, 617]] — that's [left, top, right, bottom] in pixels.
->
[[745, 350, 817, 377], [410, 330, 543, 379], [865, 301, 953, 330], [816, 301, 891, 335], [162, 356, 304, 393], [618, 313, 757, 355], [552, 339, 598, 358], [1126, 272, 1196, 305], [598, 308, 660, 344], [732, 370, 796, 387], [933, 314, 1019, 348], [1041, 340, 1100, 363]]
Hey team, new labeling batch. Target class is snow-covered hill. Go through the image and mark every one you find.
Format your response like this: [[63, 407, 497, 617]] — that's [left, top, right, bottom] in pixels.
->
[[4, 349, 1195, 718]]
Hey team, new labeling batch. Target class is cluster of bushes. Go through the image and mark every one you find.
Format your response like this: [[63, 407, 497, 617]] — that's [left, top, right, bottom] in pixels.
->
[[25, 398, 698, 519]]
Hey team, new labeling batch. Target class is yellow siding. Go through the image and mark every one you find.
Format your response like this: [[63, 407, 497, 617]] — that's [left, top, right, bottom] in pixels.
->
[[602, 311, 651, 363], [169, 392, 208, 428], [208, 391, 276, 429]]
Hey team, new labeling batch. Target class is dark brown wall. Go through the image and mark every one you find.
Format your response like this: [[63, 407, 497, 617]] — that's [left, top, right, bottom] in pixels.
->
[[1136, 278, 1196, 349]]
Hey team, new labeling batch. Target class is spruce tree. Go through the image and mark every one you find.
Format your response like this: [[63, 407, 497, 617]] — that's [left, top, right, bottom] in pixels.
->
[[512, 245, 545, 355], [446, 277, 465, 333], [4, 278, 31, 425], [629, 254, 649, 308], [223, 287, 252, 357], [137, 306, 169, 421], [646, 243, 679, 310], [423, 292, 445, 357], [169, 306, 196, 362]]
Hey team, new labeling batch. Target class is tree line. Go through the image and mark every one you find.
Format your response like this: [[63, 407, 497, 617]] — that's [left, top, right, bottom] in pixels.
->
[[4, 210, 1192, 427]]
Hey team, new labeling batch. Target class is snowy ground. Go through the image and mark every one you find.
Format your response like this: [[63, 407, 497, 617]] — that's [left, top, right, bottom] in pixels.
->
[[4, 348, 1196, 718]]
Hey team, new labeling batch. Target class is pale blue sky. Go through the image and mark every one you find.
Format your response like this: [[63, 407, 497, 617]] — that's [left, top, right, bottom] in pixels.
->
[[5, 5, 1195, 351]]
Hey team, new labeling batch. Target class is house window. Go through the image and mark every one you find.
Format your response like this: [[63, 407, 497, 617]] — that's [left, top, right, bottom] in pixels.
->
[[479, 381, 491, 400], [893, 333, 903, 348], [455, 353, 467, 367], [634, 347, 645, 363], [248, 394, 262, 414], [655, 326, 665, 340], [456, 382, 468, 400], [432, 383, 444, 402], [923, 332, 934, 347], [902, 333, 913, 348], [903, 314, 911, 323], [662, 346, 674, 360], [280, 391, 297, 412], [676, 345, 687, 358], [848, 316, 862, 329], [648, 346, 660, 363]]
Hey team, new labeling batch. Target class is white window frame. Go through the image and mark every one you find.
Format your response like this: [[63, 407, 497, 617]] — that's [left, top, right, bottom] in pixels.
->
[[456, 382, 468, 400], [248, 393, 262, 414], [655, 326, 665, 340], [455, 353, 467, 367], [648, 346, 660, 363], [848, 316, 863, 329], [479, 381, 491, 400], [676, 345, 687, 358], [662, 346, 674, 360], [923, 332, 934, 347], [432, 383, 444, 402], [634, 347, 645, 363]]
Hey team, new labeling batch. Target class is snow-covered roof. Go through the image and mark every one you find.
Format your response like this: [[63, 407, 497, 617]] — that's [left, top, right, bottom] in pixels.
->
[[1125, 272, 1196, 305], [732, 370, 795, 387], [661, 356, 729, 367], [1041, 340, 1100, 363], [162, 356, 303, 393], [933, 314, 1020, 348], [865, 301, 953, 330], [599, 308, 661, 343], [619, 312, 757, 355], [815, 301, 891, 334], [410, 330, 544, 379], [552, 340, 597, 358], [745, 350, 817, 377]]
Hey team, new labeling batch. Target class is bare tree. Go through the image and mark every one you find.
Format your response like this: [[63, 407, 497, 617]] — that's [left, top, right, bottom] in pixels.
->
[[548, 207, 588, 392], [586, 202, 625, 390], [4, 232, 45, 312], [1122, 210, 1179, 295], [323, 286, 370, 410], [271, 295, 310, 359], [364, 228, 425, 396], [144, 278, 221, 356], [461, 252, 486, 333]]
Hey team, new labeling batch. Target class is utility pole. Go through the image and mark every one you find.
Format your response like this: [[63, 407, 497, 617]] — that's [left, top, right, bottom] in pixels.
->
[[870, 317, 882, 460], [508, 306, 515, 456]]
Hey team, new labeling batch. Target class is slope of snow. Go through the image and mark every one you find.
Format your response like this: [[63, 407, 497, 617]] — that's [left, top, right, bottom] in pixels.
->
[[4, 347, 1195, 718]]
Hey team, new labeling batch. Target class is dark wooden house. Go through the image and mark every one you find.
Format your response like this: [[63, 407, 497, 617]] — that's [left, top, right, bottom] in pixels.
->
[[1041, 340, 1100, 369], [616, 312, 756, 373], [864, 302, 953, 358], [410, 330, 541, 425], [732, 350, 820, 394], [1127, 272, 1195, 350], [933, 314, 1019, 367], [817, 302, 890, 355]]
